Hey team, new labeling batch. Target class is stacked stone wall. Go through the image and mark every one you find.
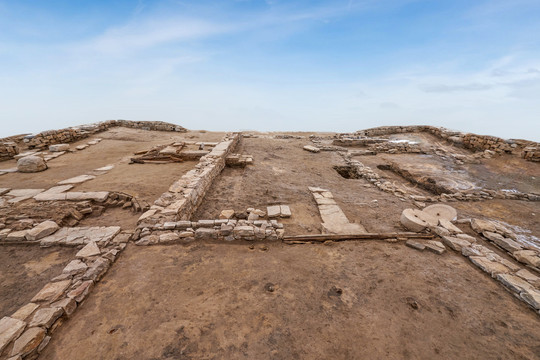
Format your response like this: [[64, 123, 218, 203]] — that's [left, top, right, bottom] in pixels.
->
[[521, 147, 540, 162], [0, 120, 187, 160]]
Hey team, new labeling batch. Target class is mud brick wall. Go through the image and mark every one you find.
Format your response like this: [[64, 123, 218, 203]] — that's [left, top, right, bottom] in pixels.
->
[[23, 120, 187, 149], [0, 142, 19, 161]]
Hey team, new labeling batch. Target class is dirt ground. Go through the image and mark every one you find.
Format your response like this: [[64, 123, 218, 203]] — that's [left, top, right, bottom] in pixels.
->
[[0, 245, 77, 318], [1, 128, 539, 360], [41, 241, 540, 360], [193, 137, 415, 235]]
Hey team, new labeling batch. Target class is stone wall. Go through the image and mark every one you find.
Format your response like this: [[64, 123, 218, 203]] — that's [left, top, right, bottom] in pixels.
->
[[0, 142, 19, 161], [353, 125, 537, 154], [137, 133, 240, 229], [0, 120, 187, 160], [522, 147, 540, 162]]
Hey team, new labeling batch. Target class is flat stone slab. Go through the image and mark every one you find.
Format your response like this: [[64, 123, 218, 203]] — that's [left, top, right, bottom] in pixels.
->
[[469, 256, 510, 277], [0, 317, 26, 353], [25, 220, 59, 241], [6, 189, 44, 203], [10, 326, 46, 357], [0, 188, 10, 195], [58, 175, 96, 185], [11, 303, 39, 321], [303, 145, 320, 153], [40, 226, 121, 247], [41, 185, 73, 194], [34, 191, 109, 202], [49, 144, 70, 152], [31, 280, 71, 302], [28, 307, 63, 328], [76, 241, 101, 258], [94, 165, 114, 171]]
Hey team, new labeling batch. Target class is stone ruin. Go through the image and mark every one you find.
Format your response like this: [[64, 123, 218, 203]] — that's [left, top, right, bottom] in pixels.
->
[[0, 121, 539, 359]]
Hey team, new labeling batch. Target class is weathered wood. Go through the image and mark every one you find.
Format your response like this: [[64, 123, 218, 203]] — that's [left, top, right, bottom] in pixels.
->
[[283, 232, 433, 242]]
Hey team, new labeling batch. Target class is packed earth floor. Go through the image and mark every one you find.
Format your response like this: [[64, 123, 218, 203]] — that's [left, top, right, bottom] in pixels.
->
[[0, 121, 539, 360]]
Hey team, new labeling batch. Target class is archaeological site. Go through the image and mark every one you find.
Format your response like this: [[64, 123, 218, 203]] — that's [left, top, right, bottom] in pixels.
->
[[0, 120, 539, 359]]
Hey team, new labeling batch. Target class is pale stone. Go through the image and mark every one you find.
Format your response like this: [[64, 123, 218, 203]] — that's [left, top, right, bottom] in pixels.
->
[[483, 231, 523, 252], [441, 236, 471, 252], [28, 307, 63, 328], [422, 204, 457, 221], [405, 240, 425, 251], [267, 205, 281, 218], [49, 144, 69, 152], [0, 188, 11, 195], [10, 326, 46, 357], [280, 205, 292, 218], [0, 317, 26, 353], [83, 258, 110, 281], [6, 230, 29, 241], [513, 250, 540, 267], [17, 156, 47, 173], [31, 280, 71, 303], [41, 185, 73, 194], [51, 298, 77, 317], [469, 256, 510, 277], [25, 221, 59, 241], [519, 288, 540, 310], [159, 232, 180, 243], [76, 144, 88, 150], [425, 241, 446, 255], [471, 218, 497, 234], [67, 280, 94, 302], [94, 165, 114, 171], [63, 259, 88, 275], [138, 209, 157, 223], [496, 273, 534, 293], [438, 219, 462, 233], [41, 226, 120, 247], [400, 208, 437, 232], [219, 209, 235, 219], [456, 233, 476, 242], [76, 241, 101, 258], [57, 174, 96, 185], [303, 145, 320, 153], [515, 269, 540, 286], [11, 303, 39, 321], [195, 228, 217, 240]]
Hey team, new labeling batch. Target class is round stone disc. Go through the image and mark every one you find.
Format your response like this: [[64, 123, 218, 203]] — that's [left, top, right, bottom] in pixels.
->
[[423, 204, 457, 222], [400, 208, 438, 232]]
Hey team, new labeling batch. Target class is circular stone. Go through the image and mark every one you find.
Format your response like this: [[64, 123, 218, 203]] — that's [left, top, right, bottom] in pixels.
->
[[423, 204, 457, 222], [400, 208, 439, 232]]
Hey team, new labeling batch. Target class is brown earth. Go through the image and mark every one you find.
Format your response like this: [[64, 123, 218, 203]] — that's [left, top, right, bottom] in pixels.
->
[[1, 129, 539, 360], [40, 241, 540, 360], [0, 245, 77, 318]]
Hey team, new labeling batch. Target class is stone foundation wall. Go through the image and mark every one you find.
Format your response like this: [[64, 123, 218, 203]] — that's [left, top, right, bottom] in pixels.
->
[[0, 142, 19, 161], [25, 120, 187, 149], [137, 133, 240, 229], [522, 147, 540, 162], [354, 125, 537, 154]]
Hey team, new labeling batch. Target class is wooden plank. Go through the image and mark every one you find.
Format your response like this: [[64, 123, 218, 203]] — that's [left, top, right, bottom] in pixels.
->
[[283, 232, 433, 242]]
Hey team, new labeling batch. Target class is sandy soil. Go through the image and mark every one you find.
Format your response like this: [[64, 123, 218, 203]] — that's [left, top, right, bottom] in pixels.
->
[[0, 245, 77, 318], [40, 242, 540, 360]]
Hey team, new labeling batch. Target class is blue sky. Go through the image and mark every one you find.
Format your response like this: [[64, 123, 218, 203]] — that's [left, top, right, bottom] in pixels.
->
[[1, 0, 539, 140]]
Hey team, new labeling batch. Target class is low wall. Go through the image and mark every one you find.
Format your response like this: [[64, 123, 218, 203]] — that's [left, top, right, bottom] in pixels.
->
[[0, 142, 19, 161], [0, 120, 187, 160], [522, 147, 540, 162], [353, 125, 538, 154], [137, 133, 241, 229]]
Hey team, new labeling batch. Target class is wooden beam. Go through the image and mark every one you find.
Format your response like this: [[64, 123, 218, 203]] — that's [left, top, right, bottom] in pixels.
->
[[283, 232, 433, 242]]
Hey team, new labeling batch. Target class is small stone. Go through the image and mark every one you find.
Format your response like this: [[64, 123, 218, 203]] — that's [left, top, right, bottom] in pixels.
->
[[51, 298, 77, 317], [11, 303, 39, 321], [17, 156, 47, 173], [10, 326, 46, 357], [58, 175, 96, 185], [483, 232, 523, 252], [25, 221, 59, 241], [405, 240, 425, 251], [303, 145, 320, 153], [441, 236, 471, 252], [31, 280, 71, 303], [469, 256, 510, 277], [83, 258, 110, 281], [247, 213, 259, 221], [195, 228, 217, 240], [67, 280, 94, 303], [425, 241, 446, 255], [49, 144, 69, 152], [513, 250, 540, 267], [438, 219, 462, 233], [29, 307, 63, 328], [0, 317, 26, 353], [159, 232, 180, 243], [496, 273, 534, 293], [219, 209, 235, 219], [471, 218, 497, 234], [63, 259, 88, 275], [519, 288, 540, 310], [76, 241, 101, 259], [280, 205, 292, 218], [5, 230, 29, 241], [456, 233, 476, 242], [515, 269, 540, 286], [267, 205, 281, 218]]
